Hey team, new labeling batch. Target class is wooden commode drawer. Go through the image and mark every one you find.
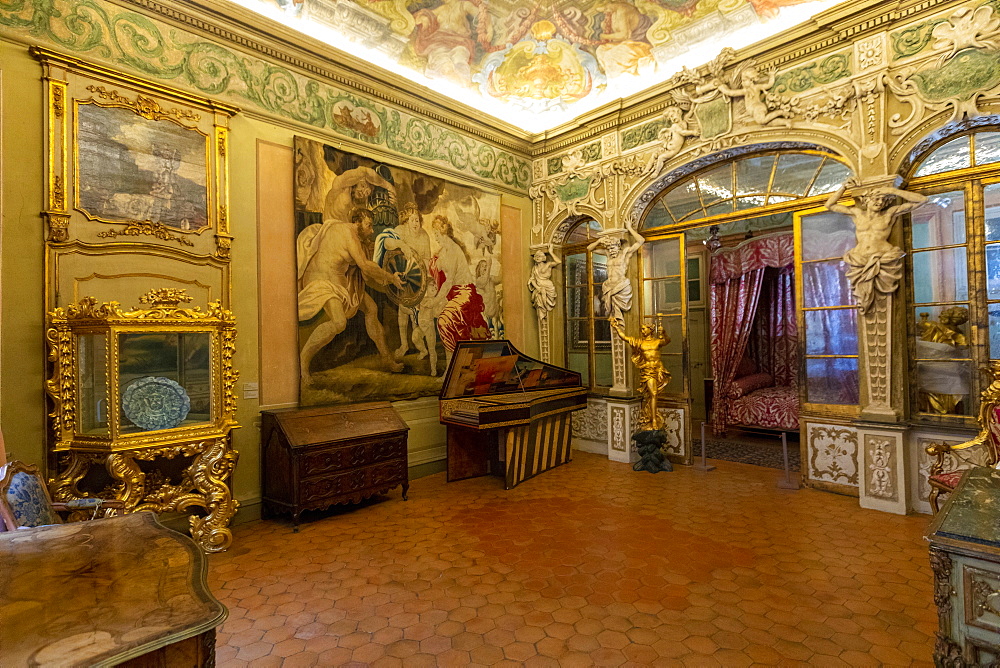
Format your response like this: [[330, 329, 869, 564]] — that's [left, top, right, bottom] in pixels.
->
[[261, 402, 409, 528]]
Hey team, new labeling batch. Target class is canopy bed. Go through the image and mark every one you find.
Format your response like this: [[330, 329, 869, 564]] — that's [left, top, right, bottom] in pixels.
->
[[709, 233, 799, 434]]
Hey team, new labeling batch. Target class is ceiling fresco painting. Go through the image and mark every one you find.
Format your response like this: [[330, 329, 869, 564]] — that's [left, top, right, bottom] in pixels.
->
[[239, 0, 840, 130]]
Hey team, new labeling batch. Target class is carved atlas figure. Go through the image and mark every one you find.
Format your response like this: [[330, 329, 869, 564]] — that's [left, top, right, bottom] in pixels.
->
[[588, 218, 644, 322], [824, 178, 928, 313]]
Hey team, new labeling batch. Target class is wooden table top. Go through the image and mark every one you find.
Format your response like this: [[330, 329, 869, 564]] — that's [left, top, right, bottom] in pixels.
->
[[0, 512, 226, 667]]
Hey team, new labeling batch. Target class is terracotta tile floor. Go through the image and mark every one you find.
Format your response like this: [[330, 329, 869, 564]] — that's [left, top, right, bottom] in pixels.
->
[[209, 452, 936, 666]]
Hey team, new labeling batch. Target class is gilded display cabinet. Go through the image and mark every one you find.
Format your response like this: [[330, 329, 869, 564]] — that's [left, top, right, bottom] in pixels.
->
[[46, 289, 239, 552]]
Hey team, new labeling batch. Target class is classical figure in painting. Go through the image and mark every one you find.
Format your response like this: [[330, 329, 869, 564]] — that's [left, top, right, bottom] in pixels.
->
[[411, 0, 492, 86], [588, 219, 645, 322], [421, 215, 490, 368], [297, 208, 405, 384], [527, 243, 562, 318], [374, 202, 434, 361], [716, 64, 792, 128], [594, 1, 654, 78], [643, 107, 699, 176], [323, 166, 395, 223], [825, 179, 928, 313], [609, 317, 670, 431]]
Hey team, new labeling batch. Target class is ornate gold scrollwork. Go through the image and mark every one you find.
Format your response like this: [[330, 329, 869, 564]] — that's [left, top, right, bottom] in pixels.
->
[[96, 221, 196, 246], [45, 292, 240, 552]]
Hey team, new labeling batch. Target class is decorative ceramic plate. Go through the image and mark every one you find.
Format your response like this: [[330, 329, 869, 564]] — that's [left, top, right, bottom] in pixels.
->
[[121, 376, 191, 431]]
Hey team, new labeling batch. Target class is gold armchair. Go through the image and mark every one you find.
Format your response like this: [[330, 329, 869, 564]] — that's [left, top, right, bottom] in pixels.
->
[[0, 461, 123, 531], [926, 361, 1000, 513]]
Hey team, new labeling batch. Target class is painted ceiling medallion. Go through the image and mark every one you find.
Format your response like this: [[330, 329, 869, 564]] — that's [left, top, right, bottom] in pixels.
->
[[236, 0, 840, 130]]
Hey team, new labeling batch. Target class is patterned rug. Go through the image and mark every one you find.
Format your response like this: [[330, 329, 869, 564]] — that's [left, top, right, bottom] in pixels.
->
[[692, 437, 801, 472]]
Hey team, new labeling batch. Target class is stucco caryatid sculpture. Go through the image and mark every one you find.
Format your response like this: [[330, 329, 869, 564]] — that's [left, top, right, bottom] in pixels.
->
[[824, 178, 928, 313], [527, 242, 561, 318], [825, 177, 928, 416], [587, 219, 645, 323]]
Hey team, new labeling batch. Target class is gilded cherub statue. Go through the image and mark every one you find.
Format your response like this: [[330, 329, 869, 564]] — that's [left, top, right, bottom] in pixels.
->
[[609, 316, 671, 431]]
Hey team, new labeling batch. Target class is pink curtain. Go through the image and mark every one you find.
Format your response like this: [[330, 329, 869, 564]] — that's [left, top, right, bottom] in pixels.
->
[[710, 268, 764, 434], [750, 267, 798, 387], [709, 233, 796, 434]]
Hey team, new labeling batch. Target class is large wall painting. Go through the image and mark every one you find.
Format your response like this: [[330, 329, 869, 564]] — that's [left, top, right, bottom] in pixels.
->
[[294, 136, 504, 406], [76, 103, 210, 232]]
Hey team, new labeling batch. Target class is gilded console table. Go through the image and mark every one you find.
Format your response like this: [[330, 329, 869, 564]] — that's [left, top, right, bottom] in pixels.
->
[[0, 512, 227, 667], [45, 291, 240, 552], [928, 467, 1000, 665]]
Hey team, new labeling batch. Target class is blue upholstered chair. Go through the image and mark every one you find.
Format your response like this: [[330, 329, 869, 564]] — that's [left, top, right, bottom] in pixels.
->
[[0, 461, 123, 531]]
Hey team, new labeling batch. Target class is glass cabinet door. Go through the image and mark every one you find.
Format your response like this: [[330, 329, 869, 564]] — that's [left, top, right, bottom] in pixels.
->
[[117, 331, 213, 433], [641, 235, 686, 396], [77, 333, 110, 436]]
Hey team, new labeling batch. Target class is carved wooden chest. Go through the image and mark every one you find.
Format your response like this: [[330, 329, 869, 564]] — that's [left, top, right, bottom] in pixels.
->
[[261, 402, 409, 527]]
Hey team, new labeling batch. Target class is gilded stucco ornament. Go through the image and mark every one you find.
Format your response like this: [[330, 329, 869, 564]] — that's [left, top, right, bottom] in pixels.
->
[[642, 107, 699, 177], [46, 292, 240, 553]]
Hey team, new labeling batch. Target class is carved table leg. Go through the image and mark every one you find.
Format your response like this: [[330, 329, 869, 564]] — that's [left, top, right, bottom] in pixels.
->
[[106, 453, 147, 512], [187, 439, 240, 553], [50, 451, 92, 503]]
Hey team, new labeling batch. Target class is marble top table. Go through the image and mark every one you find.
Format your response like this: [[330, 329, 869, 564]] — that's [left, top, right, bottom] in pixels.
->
[[0, 512, 226, 667]]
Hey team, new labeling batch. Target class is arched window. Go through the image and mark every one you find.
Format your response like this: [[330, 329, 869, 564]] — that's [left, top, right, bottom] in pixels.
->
[[562, 219, 613, 391], [642, 151, 852, 231], [905, 129, 1000, 423]]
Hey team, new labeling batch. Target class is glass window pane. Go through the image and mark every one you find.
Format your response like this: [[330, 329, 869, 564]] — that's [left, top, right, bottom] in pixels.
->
[[565, 253, 588, 284], [772, 152, 824, 196], [912, 247, 968, 303], [592, 253, 608, 289], [697, 163, 733, 204], [801, 260, 855, 308], [910, 191, 965, 248], [661, 354, 684, 394], [644, 278, 682, 315], [976, 132, 1000, 166], [566, 287, 588, 318], [987, 245, 1000, 299], [799, 211, 855, 262], [705, 200, 734, 217], [914, 136, 971, 177], [594, 317, 612, 347], [915, 305, 971, 359], [641, 201, 673, 231], [767, 195, 795, 205], [805, 358, 859, 405], [78, 333, 109, 436], [807, 160, 852, 196], [564, 219, 602, 244], [736, 195, 767, 210], [989, 305, 1000, 359], [661, 179, 702, 220], [642, 237, 681, 277], [645, 315, 683, 354], [735, 155, 776, 195], [805, 309, 858, 356], [916, 360, 972, 415], [983, 183, 1000, 241]]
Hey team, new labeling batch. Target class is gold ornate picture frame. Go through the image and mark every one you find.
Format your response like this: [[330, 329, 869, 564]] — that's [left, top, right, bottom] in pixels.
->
[[35, 47, 237, 261]]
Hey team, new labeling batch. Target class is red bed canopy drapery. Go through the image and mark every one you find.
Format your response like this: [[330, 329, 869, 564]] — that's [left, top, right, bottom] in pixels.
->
[[709, 233, 796, 434]]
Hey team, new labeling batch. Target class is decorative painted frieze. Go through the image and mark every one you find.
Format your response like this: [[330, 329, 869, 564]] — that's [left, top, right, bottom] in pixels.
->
[[0, 0, 530, 190]]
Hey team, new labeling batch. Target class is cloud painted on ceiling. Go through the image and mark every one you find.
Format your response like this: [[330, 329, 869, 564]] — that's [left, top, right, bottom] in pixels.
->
[[240, 0, 837, 131]]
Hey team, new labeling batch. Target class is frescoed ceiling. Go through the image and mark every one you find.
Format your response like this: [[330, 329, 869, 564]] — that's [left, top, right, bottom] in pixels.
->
[[234, 0, 840, 132]]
